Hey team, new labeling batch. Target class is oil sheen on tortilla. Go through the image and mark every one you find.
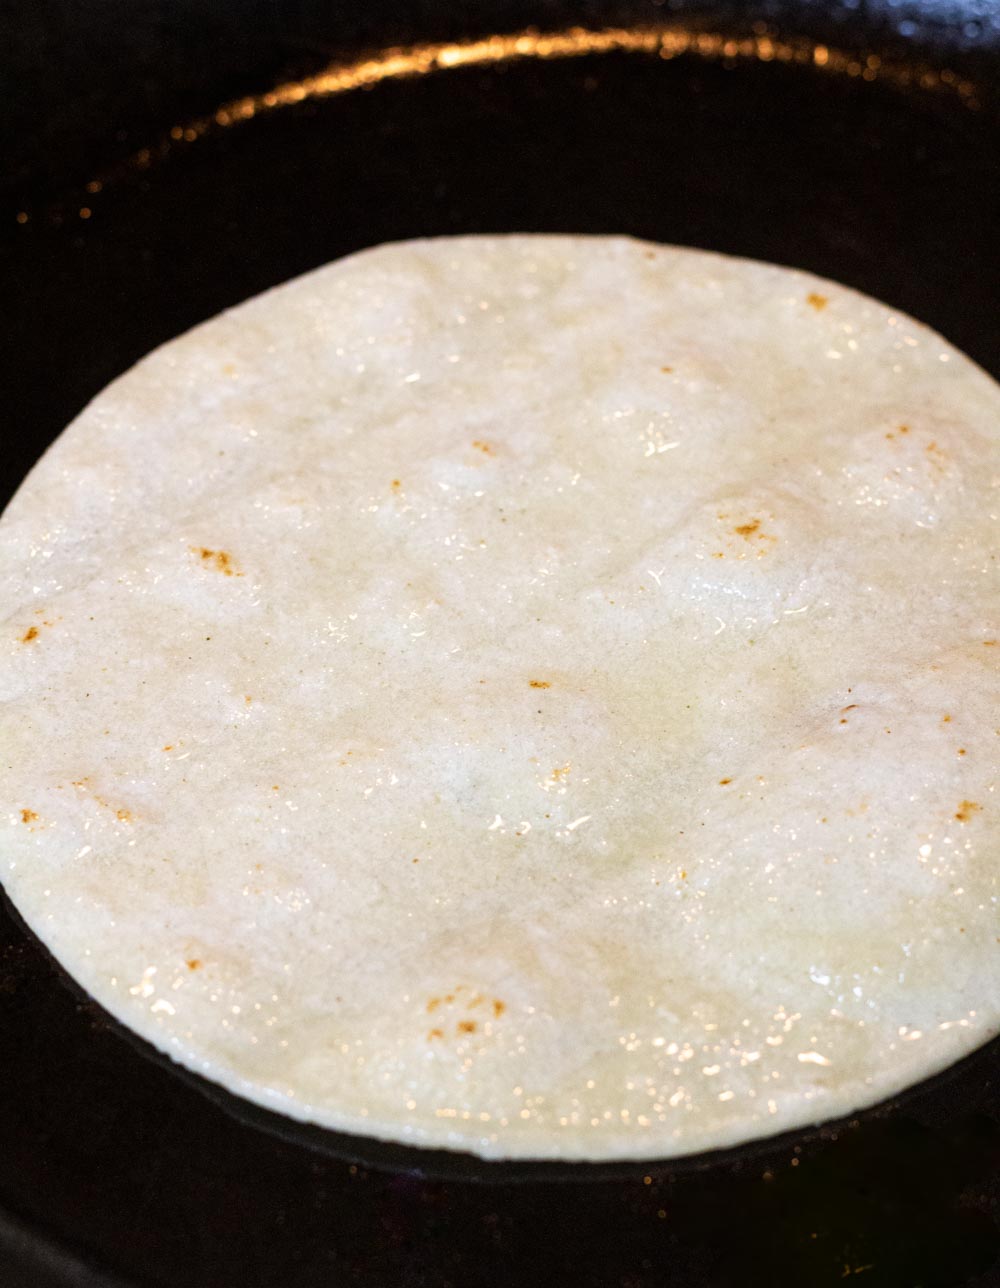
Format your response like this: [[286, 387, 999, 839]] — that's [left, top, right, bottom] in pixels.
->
[[1, 236, 998, 1161]]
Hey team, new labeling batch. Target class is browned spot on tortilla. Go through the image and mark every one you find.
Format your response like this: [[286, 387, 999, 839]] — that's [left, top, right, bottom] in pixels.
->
[[806, 292, 828, 310], [529, 680, 551, 689], [984, 640, 997, 647], [391, 479, 402, 492], [734, 519, 761, 538], [428, 1028, 443, 1040], [163, 745, 174, 751], [457, 1020, 477, 1034], [955, 800, 981, 822], [20, 809, 37, 824], [245, 695, 252, 705], [472, 440, 494, 455], [898, 424, 910, 434], [427, 997, 440, 1013], [493, 999, 506, 1018], [718, 778, 732, 785], [958, 748, 966, 756], [70, 777, 135, 821], [661, 365, 674, 373], [21, 626, 38, 643], [192, 546, 242, 577], [942, 714, 952, 723], [186, 959, 202, 971]]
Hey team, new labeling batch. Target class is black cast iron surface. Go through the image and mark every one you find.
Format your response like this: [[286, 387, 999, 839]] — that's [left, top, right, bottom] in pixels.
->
[[1, 2, 999, 1284]]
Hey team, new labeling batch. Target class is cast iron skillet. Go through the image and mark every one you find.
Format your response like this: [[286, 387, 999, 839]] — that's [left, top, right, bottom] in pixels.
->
[[1, 1, 999, 1284]]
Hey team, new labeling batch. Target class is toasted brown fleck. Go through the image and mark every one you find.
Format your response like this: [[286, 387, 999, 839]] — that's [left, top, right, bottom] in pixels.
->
[[472, 440, 494, 455], [958, 748, 966, 756], [984, 640, 997, 647], [457, 1020, 477, 1034], [21, 626, 38, 643], [529, 680, 551, 689], [955, 800, 981, 822], [163, 745, 174, 751], [245, 695, 252, 705], [899, 424, 910, 435], [428, 1028, 443, 1040], [115, 809, 132, 822], [493, 999, 506, 1018], [186, 959, 202, 971], [734, 519, 761, 538], [192, 546, 242, 577], [806, 292, 828, 310], [391, 479, 402, 492], [20, 809, 37, 824], [427, 997, 440, 1013], [718, 778, 732, 786], [942, 714, 952, 723], [661, 365, 674, 373]]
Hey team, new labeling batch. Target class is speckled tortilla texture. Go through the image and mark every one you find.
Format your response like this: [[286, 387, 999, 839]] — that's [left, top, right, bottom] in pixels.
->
[[1, 235, 998, 1161]]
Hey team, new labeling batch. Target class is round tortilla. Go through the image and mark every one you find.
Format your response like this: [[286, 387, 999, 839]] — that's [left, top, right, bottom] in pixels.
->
[[1, 235, 997, 1161]]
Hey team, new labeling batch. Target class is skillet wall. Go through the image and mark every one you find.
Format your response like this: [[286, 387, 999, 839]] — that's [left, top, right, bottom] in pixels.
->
[[4, 0, 999, 204]]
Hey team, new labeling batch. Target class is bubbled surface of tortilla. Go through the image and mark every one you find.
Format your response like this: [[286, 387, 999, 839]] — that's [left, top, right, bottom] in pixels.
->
[[1, 236, 998, 1160]]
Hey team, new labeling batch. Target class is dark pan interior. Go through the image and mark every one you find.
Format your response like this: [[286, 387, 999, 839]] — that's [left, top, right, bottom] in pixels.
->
[[1, 3, 999, 1284]]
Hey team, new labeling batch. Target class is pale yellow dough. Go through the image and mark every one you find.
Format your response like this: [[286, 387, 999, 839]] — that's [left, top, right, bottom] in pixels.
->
[[1, 236, 998, 1161]]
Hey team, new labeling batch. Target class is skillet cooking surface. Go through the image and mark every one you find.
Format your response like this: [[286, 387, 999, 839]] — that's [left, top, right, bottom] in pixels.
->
[[1, 5, 999, 1285]]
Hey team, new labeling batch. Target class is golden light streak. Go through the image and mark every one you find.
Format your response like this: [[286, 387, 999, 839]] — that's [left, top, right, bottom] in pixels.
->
[[196, 25, 981, 142], [16, 24, 983, 225]]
